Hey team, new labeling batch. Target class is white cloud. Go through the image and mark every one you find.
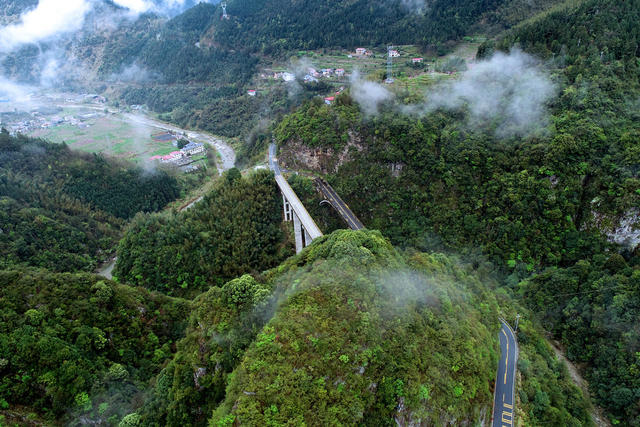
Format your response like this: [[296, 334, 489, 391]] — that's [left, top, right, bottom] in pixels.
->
[[406, 49, 556, 138], [111, 0, 154, 14], [350, 71, 394, 116], [0, 0, 91, 52], [112, 0, 205, 15]]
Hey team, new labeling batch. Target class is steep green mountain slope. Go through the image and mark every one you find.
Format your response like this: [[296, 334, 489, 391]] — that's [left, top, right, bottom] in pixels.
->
[[0, 269, 190, 424], [215, 0, 563, 55], [114, 169, 290, 297], [97, 4, 256, 85], [271, 0, 640, 423], [521, 256, 640, 424], [0, 131, 179, 272], [134, 230, 591, 426], [0, 170, 121, 272], [0, 131, 179, 220]]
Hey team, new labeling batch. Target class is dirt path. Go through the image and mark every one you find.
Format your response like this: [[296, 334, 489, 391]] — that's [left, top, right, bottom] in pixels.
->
[[179, 196, 204, 212], [549, 340, 611, 426]]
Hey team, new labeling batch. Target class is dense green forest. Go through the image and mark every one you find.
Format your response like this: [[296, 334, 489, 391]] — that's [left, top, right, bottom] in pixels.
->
[[2, 0, 639, 424], [0, 131, 179, 219], [96, 5, 257, 85], [0, 168, 121, 272], [0, 269, 190, 424], [131, 230, 590, 426], [215, 0, 561, 55], [273, 0, 640, 423], [114, 169, 290, 297], [0, 131, 178, 271]]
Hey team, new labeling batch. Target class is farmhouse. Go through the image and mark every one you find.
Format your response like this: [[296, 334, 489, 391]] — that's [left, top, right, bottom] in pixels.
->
[[247, 89, 256, 96], [154, 151, 184, 164], [389, 49, 400, 58], [355, 48, 367, 55], [324, 96, 335, 105], [412, 57, 423, 63], [335, 68, 345, 77], [181, 142, 205, 156]]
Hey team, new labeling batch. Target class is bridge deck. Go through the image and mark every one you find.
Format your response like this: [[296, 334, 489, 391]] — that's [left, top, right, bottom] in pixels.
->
[[275, 175, 323, 239], [315, 178, 364, 230], [269, 144, 323, 240]]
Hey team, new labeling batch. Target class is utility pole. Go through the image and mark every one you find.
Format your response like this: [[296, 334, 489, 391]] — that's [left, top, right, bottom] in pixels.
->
[[221, 2, 228, 19], [515, 313, 521, 333], [386, 45, 394, 84]]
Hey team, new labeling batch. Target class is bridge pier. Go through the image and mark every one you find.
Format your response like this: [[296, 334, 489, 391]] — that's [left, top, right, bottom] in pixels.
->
[[304, 228, 312, 247], [292, 212, 304, 253], [283, 194, 293, 221], [270, 143, 323, 253]]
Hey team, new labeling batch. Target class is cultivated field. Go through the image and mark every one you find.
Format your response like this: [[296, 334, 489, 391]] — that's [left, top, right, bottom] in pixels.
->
[[29, 113, 178, 165]]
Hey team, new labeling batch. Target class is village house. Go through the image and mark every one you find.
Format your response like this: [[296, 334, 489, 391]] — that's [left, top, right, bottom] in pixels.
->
[[247, 89, 256, 96], [389, 49, 400, 58], [355, 48, 367, 55], [282, 72, 295, 82], [412, 57, 423, 63], [335, 68, 345, 77], [151, 151, 184, 164], [321, 68, 333, 77], [324, 96, 335, 105], [181, 142, 205, 156]]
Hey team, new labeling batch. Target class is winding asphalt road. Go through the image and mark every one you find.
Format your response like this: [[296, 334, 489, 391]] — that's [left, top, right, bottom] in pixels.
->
[[314, 178, 364, 230], [269, 143, 281, 175], [492, 318, 518, 427]]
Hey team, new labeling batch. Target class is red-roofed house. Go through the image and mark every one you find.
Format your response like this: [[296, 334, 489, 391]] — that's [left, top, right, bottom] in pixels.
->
[[159, 151, 184, 164], [324, 96, 335, 105], [412, 57, 424, 63]]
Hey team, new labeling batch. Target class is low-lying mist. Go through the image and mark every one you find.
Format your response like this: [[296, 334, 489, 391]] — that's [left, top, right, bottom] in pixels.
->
[[0, 0, 218, 101], [349, 49, 557, 139]]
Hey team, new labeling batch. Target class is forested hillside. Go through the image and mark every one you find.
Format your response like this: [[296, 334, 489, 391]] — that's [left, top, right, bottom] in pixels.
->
[[0, 131, 179, 272], [134, 230, 590, 426], [0, 269, 190, 424], [216, 0, 562, 55], [114, 169, 289, 297], [0, 131, 179, 219], [1, 0, 638, 424], [273, 0, 640, 423]]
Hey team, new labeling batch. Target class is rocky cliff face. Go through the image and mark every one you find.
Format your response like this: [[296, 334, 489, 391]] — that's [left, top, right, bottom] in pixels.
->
[[606, 209, 640, 251], [279, 132, 365, 174]]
